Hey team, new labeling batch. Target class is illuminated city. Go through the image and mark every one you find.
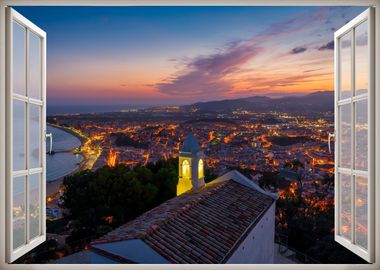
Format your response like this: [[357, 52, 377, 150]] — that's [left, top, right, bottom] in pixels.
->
[[48, 96, 335, 182], [46, 92, 336, 218]]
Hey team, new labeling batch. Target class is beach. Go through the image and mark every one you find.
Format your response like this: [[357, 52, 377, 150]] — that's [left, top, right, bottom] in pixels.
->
[[46, 124, 101, 199], [46, 124, 86, 198], [47, 177, 63, 198]]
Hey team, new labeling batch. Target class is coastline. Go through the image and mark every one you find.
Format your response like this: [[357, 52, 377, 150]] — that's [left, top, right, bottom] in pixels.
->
[[48, 123, 87, 144], [46, 124, 87, 198], [46, 162, 84, 198], [46, 177, 64, 198]]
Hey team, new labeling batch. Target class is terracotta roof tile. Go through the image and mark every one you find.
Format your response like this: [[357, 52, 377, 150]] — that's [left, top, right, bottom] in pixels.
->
[[91, 179, 274, 263]]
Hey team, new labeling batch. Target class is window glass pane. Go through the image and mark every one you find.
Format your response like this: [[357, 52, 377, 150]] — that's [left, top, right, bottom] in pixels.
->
[[339, 103, 351, 168], [355, 21, 368, 96], [355, 176, 368, 250], [13, 21, 26, 96], [341, 173, 352, 240], [340, 31, 352, 100], [29, 173, 41, 240], [13, 100, 26, 171], [13, 176, 26, 250], [355, 100, 368, 171], [30, 105, 41, 168], [29, 32, 41, 100]]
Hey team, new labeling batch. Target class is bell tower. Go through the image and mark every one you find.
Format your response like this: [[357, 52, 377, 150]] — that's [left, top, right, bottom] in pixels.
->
[[177, 133, 205, 196]]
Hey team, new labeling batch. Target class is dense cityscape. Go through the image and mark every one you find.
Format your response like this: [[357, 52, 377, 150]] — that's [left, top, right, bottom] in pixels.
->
[[43, 92, 336, 222], [48, 93, 335, 196], [49, 107, 333, 180]]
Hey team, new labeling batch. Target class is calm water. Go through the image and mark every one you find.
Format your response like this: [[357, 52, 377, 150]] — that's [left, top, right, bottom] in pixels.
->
[[47, 104, 149, 116], [46, 125, 83, 182]]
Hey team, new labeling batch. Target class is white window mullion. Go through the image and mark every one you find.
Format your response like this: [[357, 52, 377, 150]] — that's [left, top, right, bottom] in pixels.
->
[[25, 26, 30, 247], [41, 22, 47, 241], [334, 26, 340, 239], [350, 27, 355, 246]]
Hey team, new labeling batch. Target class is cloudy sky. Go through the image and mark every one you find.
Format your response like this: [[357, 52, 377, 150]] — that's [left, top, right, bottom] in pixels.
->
[[15, 6, 367, 107]]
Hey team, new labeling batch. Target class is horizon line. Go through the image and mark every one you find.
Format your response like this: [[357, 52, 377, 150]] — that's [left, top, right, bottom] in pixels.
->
[[47, 89, 334, 109]]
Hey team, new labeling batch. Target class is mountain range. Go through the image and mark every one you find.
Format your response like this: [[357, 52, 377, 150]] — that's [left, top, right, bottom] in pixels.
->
[[183, 91, 334, 113]]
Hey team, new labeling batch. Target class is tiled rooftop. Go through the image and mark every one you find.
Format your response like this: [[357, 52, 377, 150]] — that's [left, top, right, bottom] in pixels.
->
[[91, 179, 274, 264]]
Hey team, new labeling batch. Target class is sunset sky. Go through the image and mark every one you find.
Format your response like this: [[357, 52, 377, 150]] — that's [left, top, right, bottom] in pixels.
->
[[15, 6, 367, 108]]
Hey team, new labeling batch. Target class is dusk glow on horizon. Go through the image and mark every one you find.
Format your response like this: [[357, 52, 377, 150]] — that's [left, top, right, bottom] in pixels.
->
[[14, 6, 367, 108]]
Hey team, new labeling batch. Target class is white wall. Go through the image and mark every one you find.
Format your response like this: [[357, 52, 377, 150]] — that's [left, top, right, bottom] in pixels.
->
[[227, 202, 276, 264]]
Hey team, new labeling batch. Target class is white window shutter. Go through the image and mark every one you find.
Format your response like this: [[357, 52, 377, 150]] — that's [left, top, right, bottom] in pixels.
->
[[6, 7, 46, 263], [334, 7, 375, 263]]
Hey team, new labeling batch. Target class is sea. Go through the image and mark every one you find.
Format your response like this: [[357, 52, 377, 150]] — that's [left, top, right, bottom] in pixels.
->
[[46, 125, 83, 182], [47, 104, 149, 115]]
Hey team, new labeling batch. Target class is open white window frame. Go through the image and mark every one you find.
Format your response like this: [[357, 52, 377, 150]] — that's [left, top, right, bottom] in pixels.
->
[[5, 7, 46, 263], [0, 1, 379, 269], [334, 8, 375, 263]]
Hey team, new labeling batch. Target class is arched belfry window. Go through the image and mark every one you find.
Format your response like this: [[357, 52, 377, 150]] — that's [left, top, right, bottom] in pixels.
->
[[198, 159, 204, 178], [182, 160, 190, 178]]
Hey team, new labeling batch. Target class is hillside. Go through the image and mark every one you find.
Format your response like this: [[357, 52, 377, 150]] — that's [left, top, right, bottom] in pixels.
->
[[183, 91, 334, 113]]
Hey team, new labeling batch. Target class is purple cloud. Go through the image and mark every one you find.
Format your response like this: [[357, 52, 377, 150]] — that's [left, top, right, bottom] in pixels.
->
[[290, 46, 307, 54], [318, 40, 334, 50], [156, 44, 264, 97]]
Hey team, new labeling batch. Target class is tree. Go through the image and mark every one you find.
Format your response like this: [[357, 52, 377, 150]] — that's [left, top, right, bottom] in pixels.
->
[[259, 172, 279, 189], [152, 167, 178, 204], [322, 175, 334, 190], [204, 165, 217, 183], [61, 161, 180, 249]]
